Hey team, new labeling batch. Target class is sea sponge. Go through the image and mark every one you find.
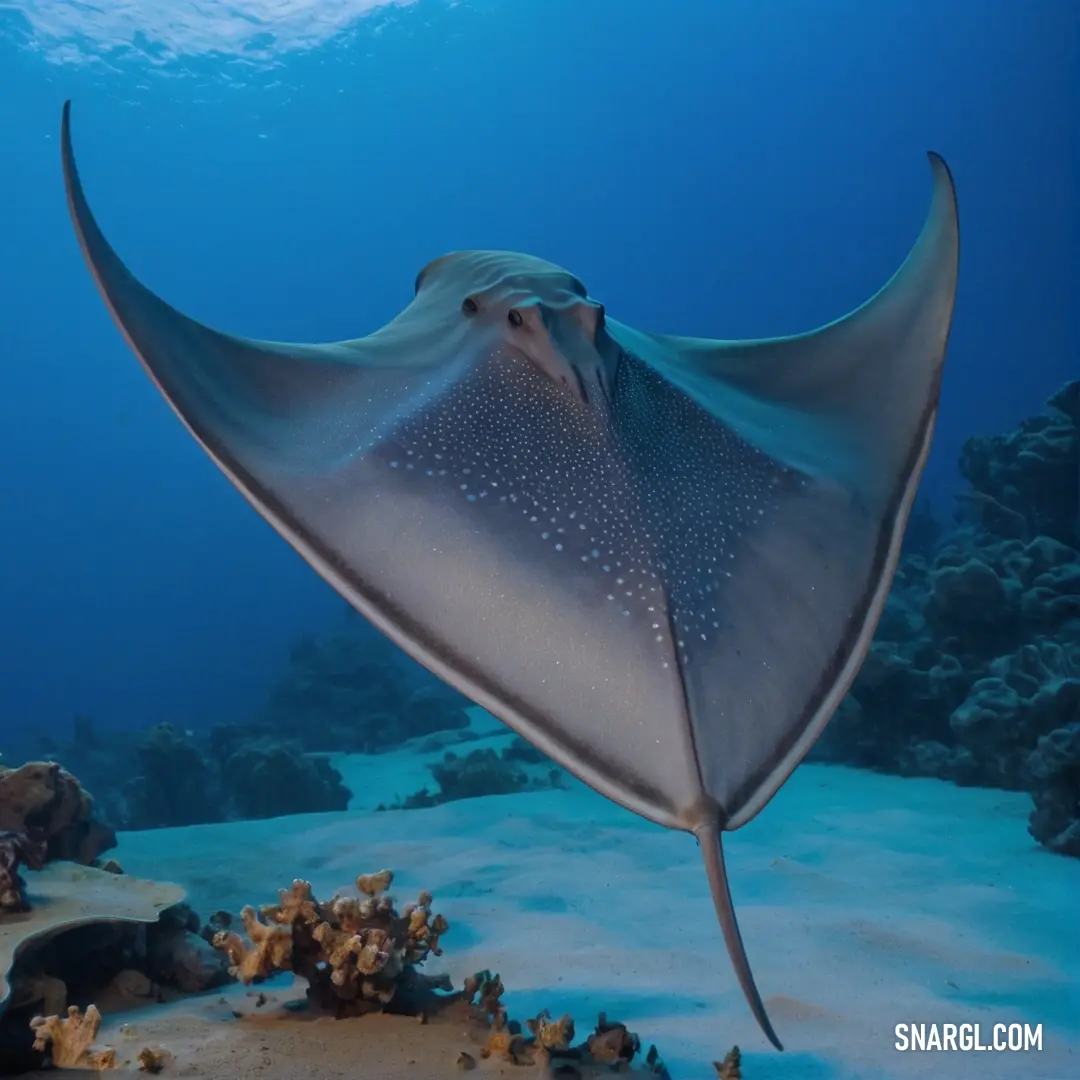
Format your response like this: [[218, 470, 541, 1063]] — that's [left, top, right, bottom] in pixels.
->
[[29, 1004, 116, 1070]]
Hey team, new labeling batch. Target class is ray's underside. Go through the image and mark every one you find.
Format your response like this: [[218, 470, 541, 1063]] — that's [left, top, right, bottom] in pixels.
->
[[58, 100, 959, 1051]]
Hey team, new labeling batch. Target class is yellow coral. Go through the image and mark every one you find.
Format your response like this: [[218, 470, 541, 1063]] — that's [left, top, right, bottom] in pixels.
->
[[464, 970, 506, 1025], [261, 879, 321, 926], [30, 1004, 116, 1070], [332, 893, 393, 931], [481, 1008, 530, 1064], [714, 1045, 742, 1079], [527, 1008, 575, 1051], [356, 869, 393, 896], [212, 905, 292, 983], [259, 876, 321, 928], [312, 921, 403, 996], [403, 897, 449, 961]]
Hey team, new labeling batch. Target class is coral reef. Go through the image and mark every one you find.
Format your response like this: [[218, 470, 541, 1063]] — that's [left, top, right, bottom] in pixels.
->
[[29, 721, 353, 832], [958, 380, 1079, 546], [145, 903, 232, 995], [814, 380, 1080, 855], [381, 742, 566, 810], [127, 723, 220, 828], [1027, 722, 1080, 855], [28, 622, 483, 832], [221, 739, 350, 820], [30, 1003, 116, 1070], [258, 622, 472, 754]]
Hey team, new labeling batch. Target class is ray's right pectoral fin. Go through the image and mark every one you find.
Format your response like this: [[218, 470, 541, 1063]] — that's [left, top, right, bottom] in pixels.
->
[[615, 152, 960, 499]]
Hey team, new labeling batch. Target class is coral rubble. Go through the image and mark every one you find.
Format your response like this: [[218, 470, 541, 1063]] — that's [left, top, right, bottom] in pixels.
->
[[469, 977, 669, 1075], [136, 1045, 167, 1073], [814, 380, 1080, 855]]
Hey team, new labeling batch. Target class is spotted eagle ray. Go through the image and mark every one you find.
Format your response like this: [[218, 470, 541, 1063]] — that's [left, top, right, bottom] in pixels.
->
[[59, 100, 958, 1049]]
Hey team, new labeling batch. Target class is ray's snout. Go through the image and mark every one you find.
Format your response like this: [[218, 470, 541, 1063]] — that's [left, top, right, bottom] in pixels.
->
[[506, 299, 616, 407], [452, 260, 616, 408]]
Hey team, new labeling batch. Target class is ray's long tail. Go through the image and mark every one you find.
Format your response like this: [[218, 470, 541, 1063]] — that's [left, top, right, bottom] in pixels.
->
[[697, 821, 783, 1050]]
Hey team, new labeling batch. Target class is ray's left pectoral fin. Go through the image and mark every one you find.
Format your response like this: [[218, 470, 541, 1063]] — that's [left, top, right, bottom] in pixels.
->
[[607, 153, 959, 830], [60, 100, 449, 489]]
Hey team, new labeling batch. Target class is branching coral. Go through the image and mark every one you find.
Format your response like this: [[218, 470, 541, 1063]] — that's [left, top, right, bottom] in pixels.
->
[[212, 870, 450, 1016], [209, 871, 670, 1075], [213, 905, 293, 983], [29, 1004, 116, 1070]]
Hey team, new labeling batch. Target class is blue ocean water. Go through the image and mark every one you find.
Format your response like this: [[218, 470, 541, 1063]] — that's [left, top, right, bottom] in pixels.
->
[[0, 0, 1075, 736], [0, 3, 1077, 1077]]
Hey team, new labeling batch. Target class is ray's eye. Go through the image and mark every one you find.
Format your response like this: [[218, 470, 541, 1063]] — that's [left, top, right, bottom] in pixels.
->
[[507, 309, 524, 328], [461, 297, 478, 316]]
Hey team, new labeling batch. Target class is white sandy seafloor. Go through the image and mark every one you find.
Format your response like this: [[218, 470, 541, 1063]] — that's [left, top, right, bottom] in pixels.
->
[[102, 709, 1079, 1080]]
